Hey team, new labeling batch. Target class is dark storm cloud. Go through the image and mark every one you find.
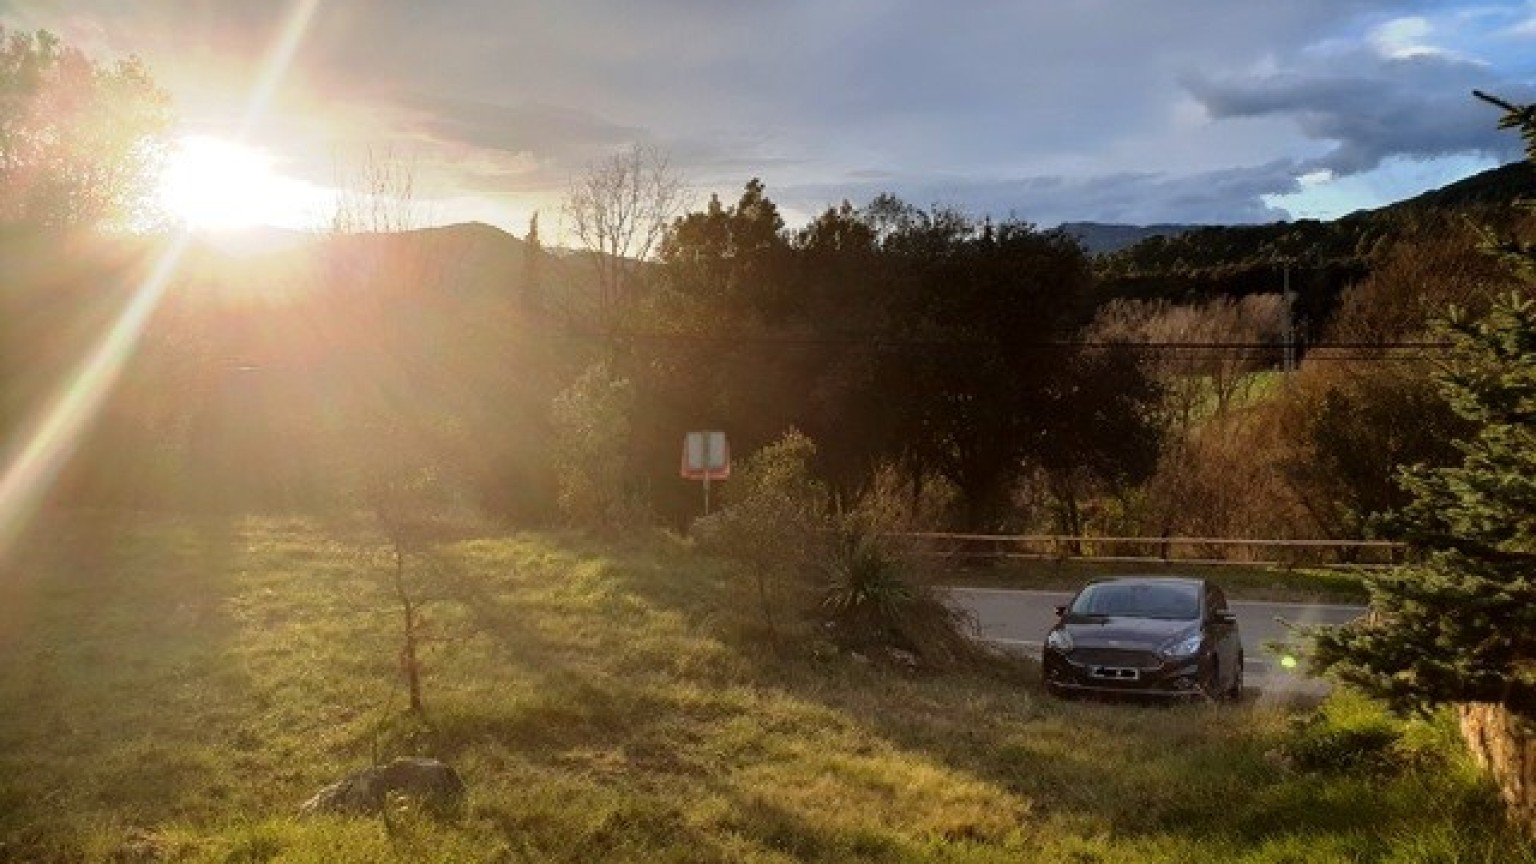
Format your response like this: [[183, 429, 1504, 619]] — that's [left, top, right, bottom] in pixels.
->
[[1185, 49, 1525, 177]]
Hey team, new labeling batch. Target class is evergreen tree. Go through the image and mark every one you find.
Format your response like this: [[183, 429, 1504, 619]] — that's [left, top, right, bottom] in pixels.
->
[[522, 210, 543, 313], [1310, 94, 1536, 717]]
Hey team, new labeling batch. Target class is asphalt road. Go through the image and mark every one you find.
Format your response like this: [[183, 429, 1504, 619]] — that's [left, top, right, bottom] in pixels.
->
[[947, 586, 1368, 698]]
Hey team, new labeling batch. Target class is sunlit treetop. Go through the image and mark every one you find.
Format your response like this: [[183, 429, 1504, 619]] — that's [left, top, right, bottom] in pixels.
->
[[0, 27, 173, 230]]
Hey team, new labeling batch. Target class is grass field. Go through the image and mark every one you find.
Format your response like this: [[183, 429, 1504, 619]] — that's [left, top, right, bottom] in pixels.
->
[[0, 511, 1527, 863]]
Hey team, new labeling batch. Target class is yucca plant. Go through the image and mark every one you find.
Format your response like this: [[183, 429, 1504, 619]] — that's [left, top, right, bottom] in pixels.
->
[[821, 516, 982, 668]]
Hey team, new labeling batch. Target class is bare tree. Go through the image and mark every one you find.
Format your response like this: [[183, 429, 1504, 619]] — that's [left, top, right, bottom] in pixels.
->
[[327, 148, 446, 717], [331, 147, 425, 235], [562, 143, 687, 323], [1088, 294, 1286, 432]]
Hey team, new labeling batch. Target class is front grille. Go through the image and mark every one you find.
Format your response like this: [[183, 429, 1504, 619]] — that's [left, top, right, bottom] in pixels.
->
[[1071, 647, 1159, 668]]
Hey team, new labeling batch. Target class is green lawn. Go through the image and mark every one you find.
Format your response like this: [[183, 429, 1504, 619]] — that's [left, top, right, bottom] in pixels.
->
[[0, 511, 1525, 863]]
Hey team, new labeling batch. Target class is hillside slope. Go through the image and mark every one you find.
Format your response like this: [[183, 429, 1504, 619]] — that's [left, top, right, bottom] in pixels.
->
[[1092, 160, 1536, 328]]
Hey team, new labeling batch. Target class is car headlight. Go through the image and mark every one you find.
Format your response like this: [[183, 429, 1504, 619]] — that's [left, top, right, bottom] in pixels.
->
[[1046, 629, 1074, 654], [1159, 632, 1203, 660]]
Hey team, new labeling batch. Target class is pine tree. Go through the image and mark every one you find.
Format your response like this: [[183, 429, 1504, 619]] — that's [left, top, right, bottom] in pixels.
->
[[1310, 94, 1536, 717], [522, 210, 543, 314]]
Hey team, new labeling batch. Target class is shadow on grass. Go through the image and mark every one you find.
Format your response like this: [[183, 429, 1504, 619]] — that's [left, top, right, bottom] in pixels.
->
[[0, 508, 257, 850]]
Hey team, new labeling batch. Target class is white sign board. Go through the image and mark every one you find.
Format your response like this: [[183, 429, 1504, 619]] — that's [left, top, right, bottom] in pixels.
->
[[681, 430, 730, 478]]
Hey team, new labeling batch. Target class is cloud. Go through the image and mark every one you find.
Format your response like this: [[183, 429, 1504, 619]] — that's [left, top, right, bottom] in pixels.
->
[[771, 161, 1299, 228], [2, 0, 1526, 228], [1369, 16, 1442, 58], [1185, 48, 1522, 178]]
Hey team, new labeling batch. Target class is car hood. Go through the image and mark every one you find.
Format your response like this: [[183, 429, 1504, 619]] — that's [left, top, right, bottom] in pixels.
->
[[1058, 615, 1198, 648]]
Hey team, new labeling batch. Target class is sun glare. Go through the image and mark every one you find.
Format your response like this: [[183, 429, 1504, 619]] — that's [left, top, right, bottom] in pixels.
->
[[158, 135, 332, 232]]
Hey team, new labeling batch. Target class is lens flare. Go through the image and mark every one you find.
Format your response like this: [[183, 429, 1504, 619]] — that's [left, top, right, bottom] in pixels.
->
[[0, 0, 322, 557]]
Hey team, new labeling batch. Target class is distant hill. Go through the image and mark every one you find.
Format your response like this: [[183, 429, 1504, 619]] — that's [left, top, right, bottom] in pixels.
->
[[1057, 222, 1203, 255], [1392, 160, 1536, 211], [1101, 160, 1536, 272], [1090, 160, 1536, 331]]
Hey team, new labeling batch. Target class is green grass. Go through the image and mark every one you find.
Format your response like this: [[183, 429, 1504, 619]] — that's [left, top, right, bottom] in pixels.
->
[[938, 557, 1371, 604], [0, 510, 1526, 862]]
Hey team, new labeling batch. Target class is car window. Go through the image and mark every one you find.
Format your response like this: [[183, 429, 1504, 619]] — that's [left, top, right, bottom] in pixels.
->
[[1070, 582, 1201, 620]]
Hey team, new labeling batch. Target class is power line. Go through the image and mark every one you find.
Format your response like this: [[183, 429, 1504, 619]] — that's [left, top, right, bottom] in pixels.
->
[[549, 327, 1451, 358]]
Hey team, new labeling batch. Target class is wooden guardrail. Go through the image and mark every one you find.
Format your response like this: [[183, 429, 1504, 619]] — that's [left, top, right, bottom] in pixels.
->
[[884, 532, 1406, 569]]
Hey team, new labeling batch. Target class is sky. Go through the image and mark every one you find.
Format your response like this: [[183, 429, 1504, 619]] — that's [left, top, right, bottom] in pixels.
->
[[4, 0, 1536, 237]]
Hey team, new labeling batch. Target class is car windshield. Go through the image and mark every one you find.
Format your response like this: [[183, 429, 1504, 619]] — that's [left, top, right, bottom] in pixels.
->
[[1069, 582, 1201, 620]]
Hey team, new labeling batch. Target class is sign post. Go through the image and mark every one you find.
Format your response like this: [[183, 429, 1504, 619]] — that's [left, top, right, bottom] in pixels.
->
[[680, 430, 730, 515]]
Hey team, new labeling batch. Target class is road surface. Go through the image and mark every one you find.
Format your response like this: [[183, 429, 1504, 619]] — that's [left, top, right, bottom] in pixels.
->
[[947, 586, 1367, 697]]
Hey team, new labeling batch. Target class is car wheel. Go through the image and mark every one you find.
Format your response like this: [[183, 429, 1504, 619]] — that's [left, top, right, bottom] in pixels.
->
[[1225, 652, 1245, 702]]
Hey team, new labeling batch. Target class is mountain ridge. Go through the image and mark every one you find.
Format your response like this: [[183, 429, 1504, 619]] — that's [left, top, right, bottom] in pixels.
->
[[1057, 160, 1536, 255]]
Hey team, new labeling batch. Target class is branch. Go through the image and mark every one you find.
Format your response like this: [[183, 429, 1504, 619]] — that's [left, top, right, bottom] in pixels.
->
[[1473, 89, 1520, 114]]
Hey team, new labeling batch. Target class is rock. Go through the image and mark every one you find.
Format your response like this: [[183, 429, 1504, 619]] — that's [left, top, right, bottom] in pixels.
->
[[299, 758, 465, 817]]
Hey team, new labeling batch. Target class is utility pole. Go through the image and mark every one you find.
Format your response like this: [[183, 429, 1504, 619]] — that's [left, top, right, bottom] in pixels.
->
[[1282, 260, 1297, 374]]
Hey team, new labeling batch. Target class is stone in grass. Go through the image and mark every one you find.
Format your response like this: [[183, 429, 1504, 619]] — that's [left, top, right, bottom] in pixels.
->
[[299, 758, 465, 817]]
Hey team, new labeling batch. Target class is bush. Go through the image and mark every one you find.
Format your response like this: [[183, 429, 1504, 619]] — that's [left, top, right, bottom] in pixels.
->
[[549, 362, 643, 530], [1281, 693, 1450, 776], [1145, 412, 1307, 543], [852, 462, 964, 533], [1284, 713, 1402, 775], [820, 515, 982, 669], [699, 432, 985, 668], [695, 429, 829, 639]]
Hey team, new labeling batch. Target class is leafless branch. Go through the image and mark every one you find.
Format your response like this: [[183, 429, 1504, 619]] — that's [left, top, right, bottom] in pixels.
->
[[562, 143, 688, 321]]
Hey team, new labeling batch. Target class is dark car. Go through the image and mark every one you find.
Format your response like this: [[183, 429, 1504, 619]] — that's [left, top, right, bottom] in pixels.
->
[[1042, 576, 1243, 701]]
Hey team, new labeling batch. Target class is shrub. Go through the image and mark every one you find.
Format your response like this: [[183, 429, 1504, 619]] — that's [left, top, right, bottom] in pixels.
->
[[819, 515, 982, 669], [549, 362, 642, 529], [1145, 412, 1307, 543], [1284, 712, 1403, 775], [695, 429, 829, 639], [699, 432, 985, 667], [1282, 693, 1452, 777]]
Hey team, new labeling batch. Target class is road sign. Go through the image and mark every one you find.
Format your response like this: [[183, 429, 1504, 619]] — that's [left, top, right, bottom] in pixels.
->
[[681, 430, 729, 515], [680, 430, 730, 479]]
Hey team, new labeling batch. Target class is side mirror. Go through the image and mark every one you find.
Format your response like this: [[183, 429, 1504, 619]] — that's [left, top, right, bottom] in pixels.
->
[[1054, 604, 1067, 617]]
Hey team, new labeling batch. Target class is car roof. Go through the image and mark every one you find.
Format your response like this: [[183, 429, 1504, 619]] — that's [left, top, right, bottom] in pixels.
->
[[1082, 576, 1207, 588]]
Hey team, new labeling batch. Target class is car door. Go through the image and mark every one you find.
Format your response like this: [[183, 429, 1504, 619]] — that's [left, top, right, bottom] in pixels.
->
[[1205, 585, 1241, 686]]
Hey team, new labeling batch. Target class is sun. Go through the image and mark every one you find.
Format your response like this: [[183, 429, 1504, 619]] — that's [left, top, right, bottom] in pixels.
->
[[157, 134, 331, 232]]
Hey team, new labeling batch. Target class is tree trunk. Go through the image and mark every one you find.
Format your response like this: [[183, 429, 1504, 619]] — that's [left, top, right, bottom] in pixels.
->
[[393, 542, 423, 715], [1052, 478, 1084, 557], [1459, 702, 1535, 837]]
